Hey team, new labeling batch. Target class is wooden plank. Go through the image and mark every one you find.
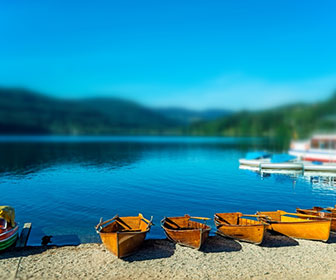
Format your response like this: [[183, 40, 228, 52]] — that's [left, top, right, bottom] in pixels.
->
[[16, 223, 32, 248]]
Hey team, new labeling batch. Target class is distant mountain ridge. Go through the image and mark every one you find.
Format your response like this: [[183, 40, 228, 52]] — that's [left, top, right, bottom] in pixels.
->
[[155, 107, 232, 124], [0, 88, 179, 135], [0, 87, 335, 138]]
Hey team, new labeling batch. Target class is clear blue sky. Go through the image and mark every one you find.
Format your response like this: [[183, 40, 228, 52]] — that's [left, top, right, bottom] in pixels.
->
[[1, 0, 336, 109]]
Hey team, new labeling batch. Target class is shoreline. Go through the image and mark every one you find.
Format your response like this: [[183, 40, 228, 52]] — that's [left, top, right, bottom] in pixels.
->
[[1, 232, 336, 280]]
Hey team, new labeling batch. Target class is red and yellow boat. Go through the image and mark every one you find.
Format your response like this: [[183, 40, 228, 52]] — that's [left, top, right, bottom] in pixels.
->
[[0, 206, 19, 251]]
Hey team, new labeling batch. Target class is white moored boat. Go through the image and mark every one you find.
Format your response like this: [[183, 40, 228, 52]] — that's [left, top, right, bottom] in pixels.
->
[[238, 151, 271, 167], [289, 134, 336, 163], [259, 154, 301, 170]]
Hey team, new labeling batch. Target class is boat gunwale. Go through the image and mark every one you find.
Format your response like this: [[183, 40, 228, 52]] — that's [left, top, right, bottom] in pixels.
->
[[261, 214, 331, 224], [98, 228, 151, 235]]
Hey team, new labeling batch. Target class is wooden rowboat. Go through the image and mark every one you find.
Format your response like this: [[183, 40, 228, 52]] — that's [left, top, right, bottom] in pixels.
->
[[161, 215, 211, 249], [96, 213, 153, 258], [297, 207, 336, 232], [0, 206, 18, 251], [214, 212, 267, 245], [257, 210, 331, 241]]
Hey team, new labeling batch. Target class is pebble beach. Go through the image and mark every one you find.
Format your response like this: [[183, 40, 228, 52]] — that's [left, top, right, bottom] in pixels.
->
[[1, 232, 336, 280]]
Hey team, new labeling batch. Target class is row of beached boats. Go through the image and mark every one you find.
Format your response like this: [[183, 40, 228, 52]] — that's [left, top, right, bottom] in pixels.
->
[[96, 206, 336, 258], [1, 205, 335, 258]]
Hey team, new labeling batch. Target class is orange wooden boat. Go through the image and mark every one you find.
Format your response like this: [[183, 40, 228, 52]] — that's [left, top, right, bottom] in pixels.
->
[[257, 210, 331, 241], [161, 214, 211, 249], [95, 213, 153, 258], [297, 207, 336, 232], [214, 212, 267, 244]]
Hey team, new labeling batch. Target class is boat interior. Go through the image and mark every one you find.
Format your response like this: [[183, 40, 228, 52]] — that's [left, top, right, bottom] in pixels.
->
[[215, 213, 264, 226], [100, 216, 150, 233], [162, 216, 209, 230], [257, 211, 313, 223], [0, 218, 7, 230]]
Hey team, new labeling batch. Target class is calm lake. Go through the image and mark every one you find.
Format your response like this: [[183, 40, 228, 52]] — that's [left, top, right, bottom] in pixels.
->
[[1, 136, 336, 246]]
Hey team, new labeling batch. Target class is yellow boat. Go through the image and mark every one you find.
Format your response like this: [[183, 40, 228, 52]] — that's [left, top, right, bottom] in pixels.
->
[[95, 213, 153, 258], [257, 210, 331, 241], [161, 215, 211, 249], [214, 212, 267, 245]]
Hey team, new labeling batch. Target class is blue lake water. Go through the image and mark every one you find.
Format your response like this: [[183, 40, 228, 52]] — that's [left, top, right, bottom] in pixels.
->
[[1, 136, 336, 246]]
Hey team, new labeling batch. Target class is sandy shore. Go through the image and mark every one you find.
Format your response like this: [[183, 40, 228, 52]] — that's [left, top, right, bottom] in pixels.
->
[[1, 232, 336, 280]]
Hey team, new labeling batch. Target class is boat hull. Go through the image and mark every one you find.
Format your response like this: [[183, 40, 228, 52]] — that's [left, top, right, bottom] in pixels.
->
[[303, 165, 336, 172], [164, 228, 209, 249], [214, 213, 266, 244], [260, 163, 303, 170], [258, 211, 331, 241], [99, 231, 148, 258], [0, 234, 18, 251], [0, 224, 18, 251]]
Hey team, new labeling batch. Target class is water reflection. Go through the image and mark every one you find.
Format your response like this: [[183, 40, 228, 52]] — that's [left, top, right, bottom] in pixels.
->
[[0, 142, 142, 176], [241, 165, 336, 189], [0, 136, 267, 177]]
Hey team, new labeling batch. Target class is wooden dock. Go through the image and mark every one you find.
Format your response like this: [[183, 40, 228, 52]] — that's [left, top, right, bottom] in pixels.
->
[[16, 223, 32, 248]]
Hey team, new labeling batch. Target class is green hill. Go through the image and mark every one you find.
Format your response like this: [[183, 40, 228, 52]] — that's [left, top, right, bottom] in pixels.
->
[[0, 88, 178, 135], [1, 87, 335, 138], [189, 92, 336, 140]]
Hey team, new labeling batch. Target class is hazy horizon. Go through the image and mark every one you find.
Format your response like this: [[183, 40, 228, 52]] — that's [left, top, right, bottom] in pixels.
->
[[2, 85, 336, 112]]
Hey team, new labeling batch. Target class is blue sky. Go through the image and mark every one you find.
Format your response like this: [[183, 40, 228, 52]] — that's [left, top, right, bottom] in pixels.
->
[[1, 0, 336, 109]]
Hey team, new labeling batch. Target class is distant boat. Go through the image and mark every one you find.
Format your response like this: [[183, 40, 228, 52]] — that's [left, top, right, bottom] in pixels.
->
[[239, 152, 301, 170], [256, 210, 331, 241], [238, 151, 271, 167], [214, 212, 267, 244], [161, 215, 211, 249], [289, 134, 336, 162], [95, 213, 153, 258], [0, 206, 19, 251]]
